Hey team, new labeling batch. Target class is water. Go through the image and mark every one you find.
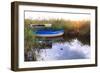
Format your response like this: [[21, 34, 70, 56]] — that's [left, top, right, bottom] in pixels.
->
[[35, 38, 90, 61], [24, 35, 90, 61]]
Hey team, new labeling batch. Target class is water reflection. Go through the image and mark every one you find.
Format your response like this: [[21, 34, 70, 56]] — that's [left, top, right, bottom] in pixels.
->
[[25, 36, 90, 61]]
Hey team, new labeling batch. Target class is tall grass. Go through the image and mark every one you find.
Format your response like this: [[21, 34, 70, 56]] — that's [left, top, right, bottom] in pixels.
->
[[24, 18, 90, 61], [25, 19, 90, 35]]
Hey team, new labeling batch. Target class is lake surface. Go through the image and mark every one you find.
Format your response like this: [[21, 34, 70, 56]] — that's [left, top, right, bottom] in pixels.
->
[[25, 36, 90, 61]]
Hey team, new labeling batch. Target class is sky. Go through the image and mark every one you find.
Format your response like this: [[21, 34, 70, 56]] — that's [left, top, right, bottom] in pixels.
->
[[25, 11, 90, 21]]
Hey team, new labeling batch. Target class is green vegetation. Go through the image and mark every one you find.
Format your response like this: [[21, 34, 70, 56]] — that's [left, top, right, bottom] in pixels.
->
[[24, 18, 90, 40], [25, 18, 90, 35], [24, 18, 90, 61], [24, 26, 34, 52]]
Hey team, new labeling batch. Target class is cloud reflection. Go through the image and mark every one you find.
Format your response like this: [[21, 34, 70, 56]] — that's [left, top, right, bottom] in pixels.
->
[[37, 39, 90, 61]]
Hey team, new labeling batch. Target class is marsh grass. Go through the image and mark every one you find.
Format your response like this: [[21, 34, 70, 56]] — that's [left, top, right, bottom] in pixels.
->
[[24, 19, 90, 61]]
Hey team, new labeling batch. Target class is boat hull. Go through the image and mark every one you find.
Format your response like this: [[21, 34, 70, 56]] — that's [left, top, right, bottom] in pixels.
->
[[34, 29, 64, 37], [36, 32, 64, 37]]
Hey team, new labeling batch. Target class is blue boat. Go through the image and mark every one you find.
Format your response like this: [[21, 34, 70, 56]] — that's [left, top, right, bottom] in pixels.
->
[[34, 29, 64, 37]]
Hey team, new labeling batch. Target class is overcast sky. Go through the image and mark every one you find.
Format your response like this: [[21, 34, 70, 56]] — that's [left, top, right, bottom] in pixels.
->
[[25, 11, 90, 21]]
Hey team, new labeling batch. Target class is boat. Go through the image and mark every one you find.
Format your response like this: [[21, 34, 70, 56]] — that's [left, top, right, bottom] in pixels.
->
[[34, 29, 64, 37]]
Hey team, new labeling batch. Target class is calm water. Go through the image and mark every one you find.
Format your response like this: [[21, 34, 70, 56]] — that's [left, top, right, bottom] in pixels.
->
[[25, 36, 90, 61]]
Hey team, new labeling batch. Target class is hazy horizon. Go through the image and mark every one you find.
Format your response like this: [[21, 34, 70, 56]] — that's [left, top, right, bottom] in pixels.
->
[[25, 11, 90, 21]]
